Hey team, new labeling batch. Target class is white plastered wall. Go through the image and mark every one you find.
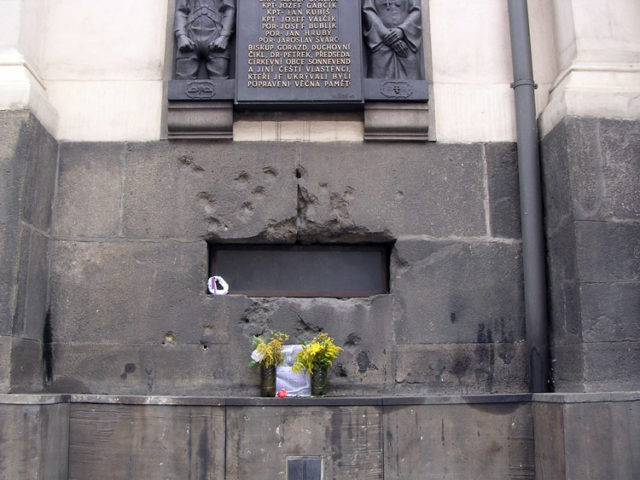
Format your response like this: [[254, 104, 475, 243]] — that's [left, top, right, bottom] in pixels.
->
[[0, 0, 58, 133], [539, 0, 640, 136], [40, 0, 168, 141]]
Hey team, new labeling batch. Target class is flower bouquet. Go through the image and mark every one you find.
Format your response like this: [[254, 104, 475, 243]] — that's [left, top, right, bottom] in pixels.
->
[[250, 331, 289, 397], [292, 333, 343, 396]]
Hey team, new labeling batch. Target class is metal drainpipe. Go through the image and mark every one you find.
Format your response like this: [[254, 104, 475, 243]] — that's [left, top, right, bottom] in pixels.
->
[[507, 0, 549, 393]]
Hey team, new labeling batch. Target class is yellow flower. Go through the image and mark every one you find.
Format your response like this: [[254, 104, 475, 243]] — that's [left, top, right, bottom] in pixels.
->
[[250, 331, 289, 368], [293, 333, 343, 374]]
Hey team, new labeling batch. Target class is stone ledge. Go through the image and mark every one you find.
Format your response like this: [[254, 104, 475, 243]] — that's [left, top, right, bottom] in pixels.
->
[[5, 392, 640, 407], [532, 391, 640, 404], [0, 393, 533, 406]]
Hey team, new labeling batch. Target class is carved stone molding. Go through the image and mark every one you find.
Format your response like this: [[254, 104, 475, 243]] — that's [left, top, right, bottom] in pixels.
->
[[364, 102, 429, 141], [167, 101, 233, 140]]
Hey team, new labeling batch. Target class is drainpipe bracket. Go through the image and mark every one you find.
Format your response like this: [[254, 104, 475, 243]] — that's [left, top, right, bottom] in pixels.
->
[[510, 79, 538, 89]]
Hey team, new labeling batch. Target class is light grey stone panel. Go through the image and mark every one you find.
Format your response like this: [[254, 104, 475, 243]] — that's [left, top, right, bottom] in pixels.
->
[[49, 240, 229, 345], [384, 403, 534, 479], [122, 142, 298, 240], [582, 282, 640, 342], [226, 406, 383, 479], [39, 403, 70, 480], [298, 142, 487, 238], [68, 404, 224, 480], [575, 221, 640, 283], [485, 142, 521, 239], [563, 401, 640, 478], [54, 143, 123, 238], [394, 343, 528, 394], [533, 403, 566, 480], [0, 404, 41, 479], [392, 240, 524, 344], [0, 402, 66, 479], [363, 102, 429, 141]]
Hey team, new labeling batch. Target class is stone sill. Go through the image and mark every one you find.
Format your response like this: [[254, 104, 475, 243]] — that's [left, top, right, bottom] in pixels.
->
[[2, 392, 638, 406]]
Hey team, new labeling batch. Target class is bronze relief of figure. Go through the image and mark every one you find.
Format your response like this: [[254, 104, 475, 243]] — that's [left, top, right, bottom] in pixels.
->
[[174, 0, 236, 79], [363, 0, 423, 80]]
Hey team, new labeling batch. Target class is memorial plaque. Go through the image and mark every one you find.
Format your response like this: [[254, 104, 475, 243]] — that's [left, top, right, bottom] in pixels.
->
[[235, 0, 363, 106]]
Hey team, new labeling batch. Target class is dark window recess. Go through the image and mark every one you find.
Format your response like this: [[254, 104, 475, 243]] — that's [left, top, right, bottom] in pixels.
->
[[209, 244, 391, 297], [288, 457, 322, 480]]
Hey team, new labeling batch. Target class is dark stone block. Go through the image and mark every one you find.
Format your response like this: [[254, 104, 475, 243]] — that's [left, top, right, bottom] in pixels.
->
[[383, 403, 534, 479], [0, 225, 20, 335], [0, 111, 29, 225], [50, 240, 231, 345], [575, 221, 640, 283], [599, 119, 640, 220], [10, 225, 32, 337], [394, 343, 528, 394], [485, 142, 521, 239], [393, 240, 524, 344], [12, 230, 49, 341], [54, 143, 123, 238], [545, 220, 582, 342], [564, 117, 606, 220], [122, 142, 298, 240], [563, 401, 640, 478], [21, 231, 49, 341], [68, 404, 224, 480], [48, 343, 235, 395], [0, 336, 10, 392], [226, 406, 383, 479], [540, 119, 572, 232], [550, 343, 585, 393], [582, 283, 640, 342], [238, 295, 394, 394], [582, 341, 640, 391], [21, 119, 58, 232], [298, 142, 487, 238], [549, 117, 640, 222], [9, 337, 43, 393]]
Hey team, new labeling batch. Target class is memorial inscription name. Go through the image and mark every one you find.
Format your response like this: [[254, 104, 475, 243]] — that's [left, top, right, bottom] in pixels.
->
[[236, 0, 363, 104]]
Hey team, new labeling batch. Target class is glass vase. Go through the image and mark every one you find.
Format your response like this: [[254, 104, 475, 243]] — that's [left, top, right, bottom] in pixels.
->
[[311, 366, 328, 396], [260, 365, 276, 397]]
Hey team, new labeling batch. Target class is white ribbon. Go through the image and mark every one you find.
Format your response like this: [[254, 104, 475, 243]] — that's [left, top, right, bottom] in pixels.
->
[[207, 275, 229, 295]]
